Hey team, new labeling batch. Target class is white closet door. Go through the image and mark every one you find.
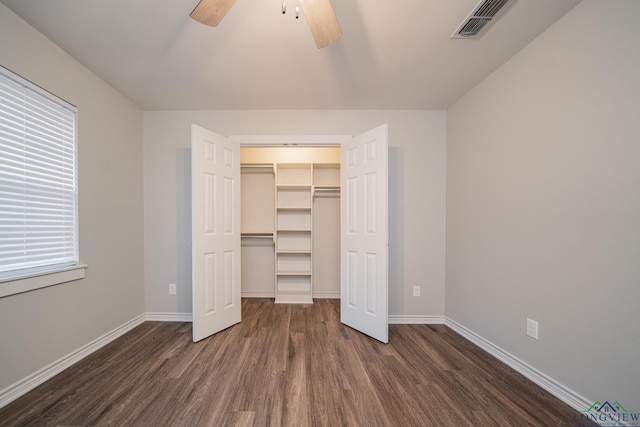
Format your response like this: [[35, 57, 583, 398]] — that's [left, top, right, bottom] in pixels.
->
[[191, 125, 241, 342], [340, 124, 389, 343]]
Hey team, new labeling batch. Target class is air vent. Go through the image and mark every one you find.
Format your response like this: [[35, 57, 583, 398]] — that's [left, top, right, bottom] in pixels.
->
[[457, 18, 491, 37], [475, 0, 510, 18], [452, 0, 514, 39]]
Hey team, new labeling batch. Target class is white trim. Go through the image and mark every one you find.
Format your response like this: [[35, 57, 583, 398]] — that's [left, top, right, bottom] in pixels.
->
[[0, 66, 80, 284], [445, 316, 592, 412], [229, 134, 351, 146], [0, 264, 87, 298], [388, 315, 445, 324], [241, 292, 276, 299], [0, 313, 145, 409], [0, 310, 600, 418], [145, 312, 193, 322], [312, 292, 340, 299]]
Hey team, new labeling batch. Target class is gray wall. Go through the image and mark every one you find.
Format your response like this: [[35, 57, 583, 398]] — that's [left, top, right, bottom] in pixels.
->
[[6, 0, 637, 412], [143, 110, 446, 319], [446, 0, 640, 407], [0, 5, 145, 391]]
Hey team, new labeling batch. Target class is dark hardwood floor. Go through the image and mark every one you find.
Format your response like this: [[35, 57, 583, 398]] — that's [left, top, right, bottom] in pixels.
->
[[0, 299, 591, 426]]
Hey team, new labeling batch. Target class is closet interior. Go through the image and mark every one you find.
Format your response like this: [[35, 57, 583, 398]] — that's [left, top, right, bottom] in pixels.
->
[[240, 147, 340, 303]]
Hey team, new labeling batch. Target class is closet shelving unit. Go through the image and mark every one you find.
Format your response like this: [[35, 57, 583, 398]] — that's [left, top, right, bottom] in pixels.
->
[[312, 163, 341, 197], [241, 163, 276, 243], [273, 163, 340, 304], [241, 153, 342, 302], [275, 164, 313, 303]]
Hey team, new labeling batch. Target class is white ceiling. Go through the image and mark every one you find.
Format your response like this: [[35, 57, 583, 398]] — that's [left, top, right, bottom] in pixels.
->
[[1, 0, 581, 110]]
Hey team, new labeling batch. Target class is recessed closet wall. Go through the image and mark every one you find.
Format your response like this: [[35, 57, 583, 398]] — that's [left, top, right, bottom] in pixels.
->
[[240, 146, 341, 302], [143, 109, 446, 318]]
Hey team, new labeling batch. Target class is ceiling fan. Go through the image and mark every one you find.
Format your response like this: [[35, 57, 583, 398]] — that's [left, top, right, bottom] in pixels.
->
[[190, 0, 342, 49]]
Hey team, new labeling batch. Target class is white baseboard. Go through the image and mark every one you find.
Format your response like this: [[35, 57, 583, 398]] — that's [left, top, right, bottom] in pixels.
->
[[0, 310, 596, 419], [242, 292, 340, 299], [312, 292, 340, 299], [241, 292, 275, 298], [444, 316, 592, 412], [145, 312, 192, 322], [389, 315, 445, 324], [0, 313, 146, 410]]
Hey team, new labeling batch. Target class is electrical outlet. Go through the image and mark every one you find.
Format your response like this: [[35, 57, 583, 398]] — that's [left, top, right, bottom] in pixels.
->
[[526, 318, 538, 340], [169, 283, 176, 295], [412, 285, 421, 297]]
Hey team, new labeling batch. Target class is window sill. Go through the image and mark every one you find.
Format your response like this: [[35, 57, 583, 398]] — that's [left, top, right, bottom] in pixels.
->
[[0, 264, 87, 298]]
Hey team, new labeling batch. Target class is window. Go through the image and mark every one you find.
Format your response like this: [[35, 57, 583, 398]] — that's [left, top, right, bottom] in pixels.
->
[[0, 65, 83, 296]]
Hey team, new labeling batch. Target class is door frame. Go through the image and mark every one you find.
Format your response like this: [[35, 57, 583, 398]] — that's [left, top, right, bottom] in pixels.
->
[[232, 131, 389, 344], [234, 135, 349, 303], [230, 135, 351, 146]]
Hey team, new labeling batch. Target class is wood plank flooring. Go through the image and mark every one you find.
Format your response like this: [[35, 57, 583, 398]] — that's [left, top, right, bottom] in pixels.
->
[[0, 299, 592, 426]]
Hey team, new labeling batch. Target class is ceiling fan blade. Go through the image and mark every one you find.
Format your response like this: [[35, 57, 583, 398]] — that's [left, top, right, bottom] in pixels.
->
[[190, 0, 238, 27], [299, 0, 343, 49]]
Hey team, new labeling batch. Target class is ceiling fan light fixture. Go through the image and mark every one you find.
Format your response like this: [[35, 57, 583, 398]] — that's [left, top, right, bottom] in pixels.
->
[[190, 0, 238, 27], [281, 1, 301, 20], [190, 0, 342, 48]]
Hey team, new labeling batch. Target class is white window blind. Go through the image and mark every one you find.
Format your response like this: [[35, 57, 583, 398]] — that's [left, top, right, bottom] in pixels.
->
[[0, 66, 78, 280]]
